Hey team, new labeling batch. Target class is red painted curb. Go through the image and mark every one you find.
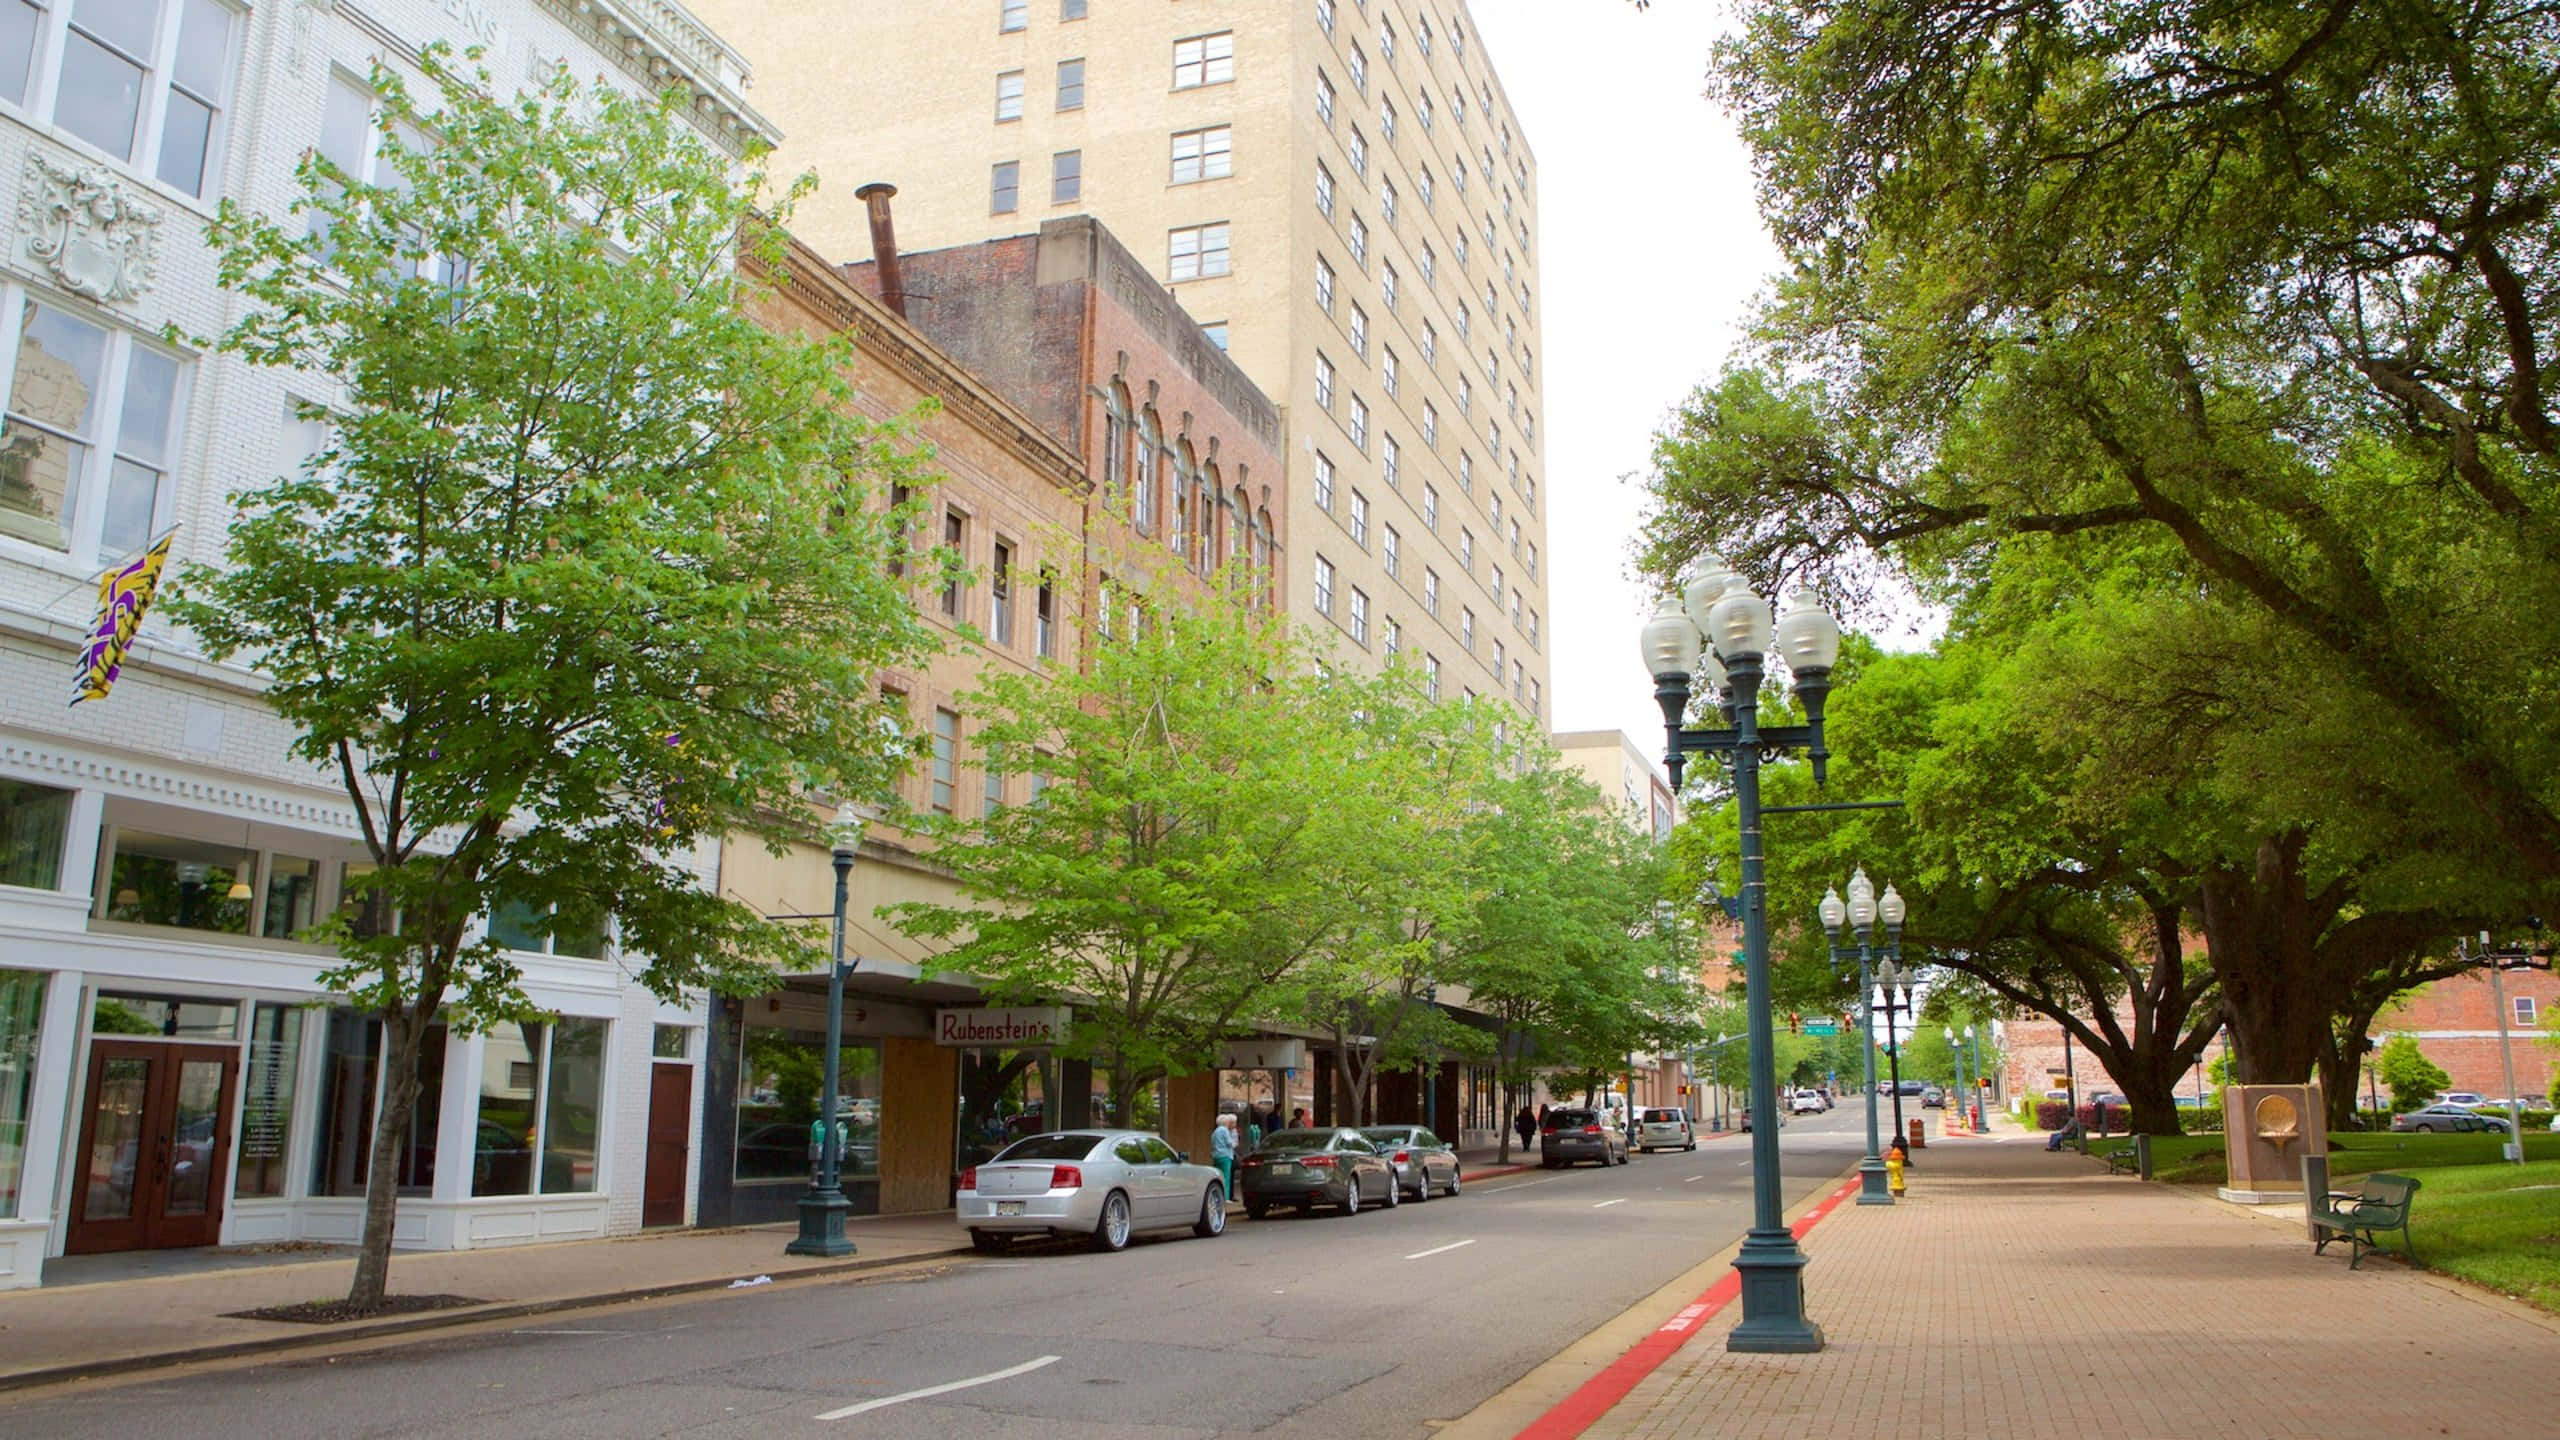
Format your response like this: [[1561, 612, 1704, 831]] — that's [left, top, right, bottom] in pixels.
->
[[1510, 1177, 1862, 1440], [1460, 1163, 1532, 1182]]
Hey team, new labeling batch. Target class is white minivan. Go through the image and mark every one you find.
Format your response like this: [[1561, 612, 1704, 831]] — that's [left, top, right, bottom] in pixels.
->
[[1637, 1107, 1696, 1152]]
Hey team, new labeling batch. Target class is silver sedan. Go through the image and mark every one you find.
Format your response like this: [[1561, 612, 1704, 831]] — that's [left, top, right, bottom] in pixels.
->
[[958, 1129, 1228, 1253]]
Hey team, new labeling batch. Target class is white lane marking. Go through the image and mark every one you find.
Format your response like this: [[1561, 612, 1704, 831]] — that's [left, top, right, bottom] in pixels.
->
[[1591, 1198, 1628, 1209], [1405, 1239, 1477, 1260], [1683, 1174, 1706, 1183], [1489, 1175, 1564, 1192], [815, 1355, 1062, 1421], [512, 1328, 625, 1336]]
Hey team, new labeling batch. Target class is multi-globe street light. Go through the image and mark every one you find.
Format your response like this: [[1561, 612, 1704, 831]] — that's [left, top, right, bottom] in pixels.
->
[[1641, 552, 1843, 1354], [1819, 869, 1903, 1205], [1874, 955, 1912, 1141]]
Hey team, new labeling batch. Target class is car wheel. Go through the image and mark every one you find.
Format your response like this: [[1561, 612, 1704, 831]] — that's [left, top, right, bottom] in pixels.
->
[[1245, 1198, 1269, 1220], [969, 1229, 1009, 1254], [1445, 1167, 1462, 1198], [2417, 1122, 2438, 1133], [1409, 1170, 1430, 1203], [1383, 1170, 1400, 1207], [1090, 1190, 1133, 1252], [1685, 1142, 1697, 1152], [1339, 1179, 1361, 1216], [1194, 1183, 1226, 1238]]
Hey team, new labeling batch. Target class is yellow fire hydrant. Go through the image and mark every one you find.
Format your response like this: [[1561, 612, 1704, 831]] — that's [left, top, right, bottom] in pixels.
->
[[1886, 1146, 1907, 1197]]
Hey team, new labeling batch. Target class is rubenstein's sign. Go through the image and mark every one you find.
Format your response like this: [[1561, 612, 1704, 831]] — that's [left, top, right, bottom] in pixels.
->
[[934, 1006, 1071, 1047]]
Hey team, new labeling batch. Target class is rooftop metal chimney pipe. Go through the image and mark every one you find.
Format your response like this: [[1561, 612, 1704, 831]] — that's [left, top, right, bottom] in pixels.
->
[[856, 182, 906, 319]]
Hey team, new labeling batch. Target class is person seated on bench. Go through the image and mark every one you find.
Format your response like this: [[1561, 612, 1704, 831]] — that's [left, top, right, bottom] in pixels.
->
[[2046, 1117, 2082, 1152]]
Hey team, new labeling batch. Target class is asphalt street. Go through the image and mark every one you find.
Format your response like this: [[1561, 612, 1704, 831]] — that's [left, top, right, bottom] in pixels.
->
[[0, 1109, 1875, 1440]]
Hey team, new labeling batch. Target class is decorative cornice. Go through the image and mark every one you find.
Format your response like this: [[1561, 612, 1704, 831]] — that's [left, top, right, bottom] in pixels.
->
[[536, 0, 780, 157], [750, 230, 1091, 502], [0, 738, 366, 834]]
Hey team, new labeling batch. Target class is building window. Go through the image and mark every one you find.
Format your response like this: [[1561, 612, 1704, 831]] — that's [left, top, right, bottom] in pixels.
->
[[1315, 256, 1335, 314], [1052, 150, 1082, 203], [1057, 57, 1085, 109], [1315, 351, 1334, 410], [1381, 347, 1398, 397], [984, 751, 1005, 817], [1421, 322, 1437, 364], [1348, 126, 1367, 180], [1527, 541, 1539, 579], [1315, 68, 1335, 127], [1422, 485, 1438, 530], [1529, 608, 1540, 644], [310, 1009, 444, 1197], [1425, 654, 1441, 699], [932, 710, 959, 814], [1172, 125, 1232, 183], [1349, 43, 1367, 95], [1315, 162, 1334, 218], [1383, 616, 1401, 659], [1062, 0, 1085, 18], [1314, 450, 1335, 510], [100, 829, 253, 936], [996, 69, 1024, 121], [24, 0, 239, 198], [0, 298, 187, 563], [1348, 214, 1368, 268], [1349, 490, 1369, 547], [1529, 678, 1540, 715], [1459, 451, 1474, 491], [1420, 242, 1435, 285], [1421, 402, 1437, 446], [1454, 230, 1469, 268], [1493, 638, 1505, 673], [1314, 555, 1335, 616], [1382, 524, 1399, 576], [1510, 517, 1522, 553], [1382, 434, 1400, 487], [1001, 0, 1027, 31], [939, 508, 967, 616], [1381, 263, 1399, 313], [2518, 996, 2539, 1026], [1423, 568, 1439, 615], [990, 541, 1015, 646], [472, 1017, 606, 1197], [1459, 527, 1474, 570], [1381, 101, 1397, 144], [1379, 19, 1396, 63], [1492, 565, 1505, 606], [1462, 608, 1476, 651], [1380, 179, 1398, 228], [1419, 91, 1434, 132], [1036, 576, 1058, 658], [1511, 590, 1522, 627], [0, 780, 73, 891], [1316, 0, 1334, 36], [488, 894, 607, 959], [1457, 376, 1471, 416], [1349, 394, 1368, 450], [1349, 587, 1369, 645], [1349, 304, 1368, 358], [1168, 223, 1231, 279], [990, 159, 1020, 213], [1173, 32, 1234, 88], [1514, 659, 1526, 699]]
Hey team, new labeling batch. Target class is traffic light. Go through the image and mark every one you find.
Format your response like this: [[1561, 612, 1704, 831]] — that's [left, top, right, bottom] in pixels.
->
[[1787, 1012, 1802, 1034]]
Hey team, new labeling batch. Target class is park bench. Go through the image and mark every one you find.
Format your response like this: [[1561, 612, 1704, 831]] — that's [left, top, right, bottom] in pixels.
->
[[2103, 1146, 2139, 1175], [2310, 1172, 2421, 1270]]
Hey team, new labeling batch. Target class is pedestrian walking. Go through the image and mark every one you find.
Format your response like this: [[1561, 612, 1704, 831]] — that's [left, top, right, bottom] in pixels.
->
[[1211, 1113, 1237, 1196], [1514, 1106, 1536, 1153]]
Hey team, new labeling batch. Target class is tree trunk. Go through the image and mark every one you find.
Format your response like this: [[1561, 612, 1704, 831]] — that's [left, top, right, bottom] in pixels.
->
[[2195, 833, 2339, 1084], [348, 1004, 428, 1311]]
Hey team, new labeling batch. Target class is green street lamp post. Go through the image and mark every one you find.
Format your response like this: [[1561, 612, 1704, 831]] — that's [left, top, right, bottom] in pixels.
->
[[1944, 1026, 1966, 1134], [787, 802, 868, 1258], [1642, 553, 1842, 1355], [1874, 956, 1911, 1140], [1968, 1024, 1991, 1129], [1820, 870, 1900, 1205]]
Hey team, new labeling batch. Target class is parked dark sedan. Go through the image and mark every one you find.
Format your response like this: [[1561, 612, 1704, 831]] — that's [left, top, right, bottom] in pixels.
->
[[1540, 1106, 1629, 1167], [1360, 1125, 1464, 1201], [1239, 1128, 1399, 1217]]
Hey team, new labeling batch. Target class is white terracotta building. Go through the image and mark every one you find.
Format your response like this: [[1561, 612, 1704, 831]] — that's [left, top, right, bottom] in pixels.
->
[[0, 0, 772, 1289]]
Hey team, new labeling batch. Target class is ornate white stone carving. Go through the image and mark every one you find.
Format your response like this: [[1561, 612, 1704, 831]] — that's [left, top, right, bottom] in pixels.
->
[[18, 155, 163, 305]]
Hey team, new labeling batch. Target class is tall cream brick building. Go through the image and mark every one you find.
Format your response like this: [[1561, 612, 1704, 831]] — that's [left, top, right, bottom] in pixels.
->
[[693, 0, 1553, 725]]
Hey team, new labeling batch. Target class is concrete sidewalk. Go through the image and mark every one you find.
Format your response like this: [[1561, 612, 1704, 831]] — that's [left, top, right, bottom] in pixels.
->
[[0, 1212, 973, 1390], [1485, 1128, 2560, 1440]]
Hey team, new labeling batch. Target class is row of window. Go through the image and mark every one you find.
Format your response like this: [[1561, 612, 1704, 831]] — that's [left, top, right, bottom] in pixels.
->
[[1307, 551, 1541, 716], [990, 152, 1081, 212], [998, 0, 1087, 32], [0, 0, 240, 201]]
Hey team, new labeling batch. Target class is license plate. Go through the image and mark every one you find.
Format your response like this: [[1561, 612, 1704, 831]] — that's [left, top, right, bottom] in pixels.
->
[[996, 1201, 1025, 1216], [1273, 1162, 1300, 1175]]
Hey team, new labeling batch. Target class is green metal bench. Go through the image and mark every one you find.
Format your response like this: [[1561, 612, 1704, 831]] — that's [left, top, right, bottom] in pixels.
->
[[2310, 1172, 2421, 1270], [2103, 1146, 2139, 1175]]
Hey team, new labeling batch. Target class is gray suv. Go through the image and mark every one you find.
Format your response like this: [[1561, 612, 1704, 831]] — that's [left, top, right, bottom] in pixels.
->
[[1540, 1107, 1630, 1168]]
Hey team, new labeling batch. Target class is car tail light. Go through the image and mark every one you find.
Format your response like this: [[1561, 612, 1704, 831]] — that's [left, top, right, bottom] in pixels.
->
[[1393, 1151, 1411, 1165], [1302, 1154, 1338, 1168], [1242, 1155, 1265, 1168], [1050, 1164, 1083, 1190], [959, 1166, 977, 1191], [1584, 1124, 1602, 1135]]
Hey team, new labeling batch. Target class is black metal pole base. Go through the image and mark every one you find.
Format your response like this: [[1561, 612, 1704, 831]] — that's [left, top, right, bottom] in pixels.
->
[[1856, 1156, 1894, 1205], [785, 1188, 857, 1257], [1727, 1233, 1824, 1353]]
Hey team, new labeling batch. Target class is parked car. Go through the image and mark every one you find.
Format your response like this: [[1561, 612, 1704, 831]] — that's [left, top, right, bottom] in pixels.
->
[[1788, 1092, 1826, 1115], [957, 1129, 1227, 1253], [1541, 1106, 1630, 1167], [1239, 1128, 1398, 1217], [1359, 1125, 1463, 1201], [1636, 1107, 1697, 1152], [1920, 1086, 1945, 1109], [2390, 1103, 2497, 1134], [1739, 1105, 1785, 1132], [2440, 1091, 2487, 1107]]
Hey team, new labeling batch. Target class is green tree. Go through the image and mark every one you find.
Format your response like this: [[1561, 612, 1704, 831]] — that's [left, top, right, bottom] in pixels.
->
[[2374, 1034, 2450, 1112], [886, 579, 1358, 1122], [175, 55, 936, 1310]]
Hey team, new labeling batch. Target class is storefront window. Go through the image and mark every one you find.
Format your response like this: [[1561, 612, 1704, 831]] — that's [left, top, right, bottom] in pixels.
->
[[103, 830, 255, 934], [472, 1017, 608, 1196], [0, 781, 72, 890], [235, 1004, 301, 1197], [489, 896, 606, 959], [92, 991, 237, 1040], [957, 1049, 1051, 1171], [651, 1024, 691, 1059], [309, 1009, 444, 1198], [261, 856, 323, 939], [0, 971, 42, 1213], [735, 1027, 880, 1183]]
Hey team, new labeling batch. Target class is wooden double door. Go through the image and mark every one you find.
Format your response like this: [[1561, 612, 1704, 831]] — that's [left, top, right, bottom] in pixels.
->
[[67, 1040, 239, 1254]]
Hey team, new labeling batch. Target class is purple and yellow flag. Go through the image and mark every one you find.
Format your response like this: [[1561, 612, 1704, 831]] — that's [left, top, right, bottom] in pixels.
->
[[70, 530, 176, 706]]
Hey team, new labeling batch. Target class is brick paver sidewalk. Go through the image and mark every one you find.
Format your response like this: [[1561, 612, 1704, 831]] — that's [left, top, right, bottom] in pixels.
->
[[0, 1212, 970, 1389], [1580, 1134, 2560, 1440]]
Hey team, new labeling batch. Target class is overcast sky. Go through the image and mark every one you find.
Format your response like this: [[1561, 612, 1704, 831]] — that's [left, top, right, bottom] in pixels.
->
[[1468, 2, 1776, 750]]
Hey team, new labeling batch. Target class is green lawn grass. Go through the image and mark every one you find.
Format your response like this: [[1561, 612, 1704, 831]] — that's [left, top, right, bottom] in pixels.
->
[[2085, 1130, 2560, 1313]]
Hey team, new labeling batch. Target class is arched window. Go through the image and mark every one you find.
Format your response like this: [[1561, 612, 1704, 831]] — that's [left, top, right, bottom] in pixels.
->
[[1102, 384, 1133, 499], [1134, 411, 1162, 533], [1171, 440, 1198, 557], [1254, 508, 1276, 606], [1231, 484, 1253, 567]]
